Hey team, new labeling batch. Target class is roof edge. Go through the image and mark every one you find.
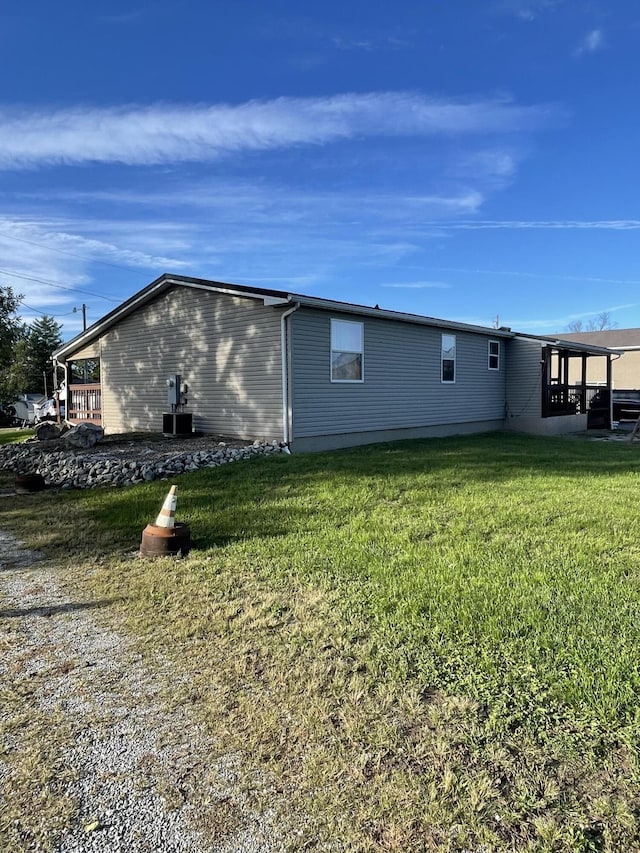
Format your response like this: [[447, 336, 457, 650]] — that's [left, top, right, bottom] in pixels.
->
[[53, 273, 518, 360], [53, 274, 291, 360], [513, 331, 615, 355], [290, 294, 514, 337]]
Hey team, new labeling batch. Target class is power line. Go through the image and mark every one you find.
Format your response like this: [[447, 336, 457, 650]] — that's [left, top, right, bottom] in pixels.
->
[[18, 299, 81, 320], [19, 301, 79, 319], [0, 267, 121, 302], [18, 300, 48, 317], [0, 228, 155, 274]]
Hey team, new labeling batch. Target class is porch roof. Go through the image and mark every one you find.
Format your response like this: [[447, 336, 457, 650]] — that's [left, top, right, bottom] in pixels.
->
[[513, 331, 614, 357]]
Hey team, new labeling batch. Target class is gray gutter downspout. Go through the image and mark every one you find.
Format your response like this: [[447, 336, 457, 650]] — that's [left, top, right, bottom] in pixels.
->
[[280, 302, 300, 447]]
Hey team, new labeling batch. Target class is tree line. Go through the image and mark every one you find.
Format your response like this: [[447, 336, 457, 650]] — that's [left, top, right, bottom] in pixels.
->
[[0, 286, 63, 406]]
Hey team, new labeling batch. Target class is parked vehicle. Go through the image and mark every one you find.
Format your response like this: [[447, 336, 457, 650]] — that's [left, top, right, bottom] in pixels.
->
[[2, 393, 63, 426], [6, 393, 47, 426], [34, 397, 58, 421], [587, 389, 640, 428]]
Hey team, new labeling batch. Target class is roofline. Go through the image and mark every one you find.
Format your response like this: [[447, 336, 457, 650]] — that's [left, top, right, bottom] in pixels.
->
[[53, 274, 290, 359], [53, 273, 518, 360], [289, 293, 515, 337], [513, 331, 615, 356]]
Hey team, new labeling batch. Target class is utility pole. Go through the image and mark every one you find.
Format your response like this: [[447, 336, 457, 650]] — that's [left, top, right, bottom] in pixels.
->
[[74, 304, 87, 330]]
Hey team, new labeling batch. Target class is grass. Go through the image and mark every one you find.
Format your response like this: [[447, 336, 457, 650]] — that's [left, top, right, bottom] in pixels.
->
[[0, 428, 34, 445], [2, 431, 640, 850]]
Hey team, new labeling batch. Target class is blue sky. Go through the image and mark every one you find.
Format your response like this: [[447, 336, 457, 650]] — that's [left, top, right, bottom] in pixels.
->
[[1, 0, 639, 340]]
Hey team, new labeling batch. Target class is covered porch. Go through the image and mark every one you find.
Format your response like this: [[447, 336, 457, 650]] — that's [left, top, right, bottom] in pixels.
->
[[64, 356, 102, 425], [67, 384, 102, 424], [505, 335, 614, 435], [542, 343, 612, 422]]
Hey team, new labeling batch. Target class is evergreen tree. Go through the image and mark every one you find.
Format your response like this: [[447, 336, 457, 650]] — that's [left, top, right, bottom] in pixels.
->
[[12, 315, 63, 396]]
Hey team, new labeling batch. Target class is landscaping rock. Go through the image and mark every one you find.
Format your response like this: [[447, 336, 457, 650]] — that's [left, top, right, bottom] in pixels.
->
[[0, 434, 287, 491], [34, 421, 62, 441], [63, 423, 105, 449]]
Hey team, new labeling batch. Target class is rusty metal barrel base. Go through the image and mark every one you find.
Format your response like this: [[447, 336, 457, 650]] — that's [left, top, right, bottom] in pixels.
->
[[140, 522, 191, 558], [15, 473, 46, 494]]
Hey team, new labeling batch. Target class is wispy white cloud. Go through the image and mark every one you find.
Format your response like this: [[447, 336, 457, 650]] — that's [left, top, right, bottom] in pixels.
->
[[0, 217, 187, 269], [0, 92, 559, 171], [40, 183, 483, 216], [450, 302, 638, 335], [497, 0, 565, 21], [332, 37, 375, 51], [420, 266, 640, 287], [423, 219, 640, 231], [0, 216, 191, 329], [380, 281, 451, 289], [17, 181, 484, 238], [453, 149, 519, 180], [564, 303, 637, 322], [332, 36, 408, 51], [574, 29, 605, 57], [513, 303, 638, 331], [446, 149, 523, 199]]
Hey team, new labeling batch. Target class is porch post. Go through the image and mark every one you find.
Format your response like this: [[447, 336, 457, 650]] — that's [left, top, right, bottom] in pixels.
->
[[606, 354, 613, 430], [541, 346, 549, 417]]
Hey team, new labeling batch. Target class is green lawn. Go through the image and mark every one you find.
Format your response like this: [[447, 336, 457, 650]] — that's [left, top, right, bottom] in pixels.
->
[[2, 431, 640, 851], [0, 427, 33, 445]]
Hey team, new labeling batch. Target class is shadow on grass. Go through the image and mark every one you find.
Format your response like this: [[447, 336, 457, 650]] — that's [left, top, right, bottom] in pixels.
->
[[2, 432, 639, 557], [0, 599, 117, 619], [66, 432, 640, 551]]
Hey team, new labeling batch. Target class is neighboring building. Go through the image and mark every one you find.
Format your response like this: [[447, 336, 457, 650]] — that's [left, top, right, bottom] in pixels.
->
[[560, 329, 640, 389], [52, 274, 614, 451]]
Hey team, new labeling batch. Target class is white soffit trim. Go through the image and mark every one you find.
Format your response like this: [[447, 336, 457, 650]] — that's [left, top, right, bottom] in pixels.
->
[[172, 280, 286, 303], [263, 296, 291, 306]]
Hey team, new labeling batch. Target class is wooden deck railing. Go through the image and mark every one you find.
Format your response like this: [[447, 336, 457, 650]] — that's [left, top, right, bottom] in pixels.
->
[[67, 384, 102, 424], [542, 384, 599, 418]]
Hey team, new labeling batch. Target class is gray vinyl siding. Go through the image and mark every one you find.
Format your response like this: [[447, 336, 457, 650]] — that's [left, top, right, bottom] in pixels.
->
[[290, 308, 506, 438], [67, 286, 283, 438], [504, 338, 543, 422]]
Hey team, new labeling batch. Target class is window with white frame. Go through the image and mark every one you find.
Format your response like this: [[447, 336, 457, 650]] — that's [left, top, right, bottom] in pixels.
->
[[488, 340, 500, 370], [331, 319, 364, 382], [441, 333, 456, 383]]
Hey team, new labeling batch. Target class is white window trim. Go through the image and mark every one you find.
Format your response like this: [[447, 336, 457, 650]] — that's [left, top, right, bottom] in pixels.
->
[[330, 318, 364, 383], [488, 339, 500, 371], [441, 333, 456, 384]]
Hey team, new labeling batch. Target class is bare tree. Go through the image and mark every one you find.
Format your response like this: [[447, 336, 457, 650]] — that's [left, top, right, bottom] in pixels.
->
[[565, 311, 617, 333]]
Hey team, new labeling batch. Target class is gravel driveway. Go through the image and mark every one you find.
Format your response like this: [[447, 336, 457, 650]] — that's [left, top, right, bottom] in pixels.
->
[[0, 530, 282, 852]]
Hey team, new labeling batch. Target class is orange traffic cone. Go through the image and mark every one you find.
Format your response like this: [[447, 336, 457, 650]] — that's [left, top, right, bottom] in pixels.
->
[[140, 484, 190, 557]]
